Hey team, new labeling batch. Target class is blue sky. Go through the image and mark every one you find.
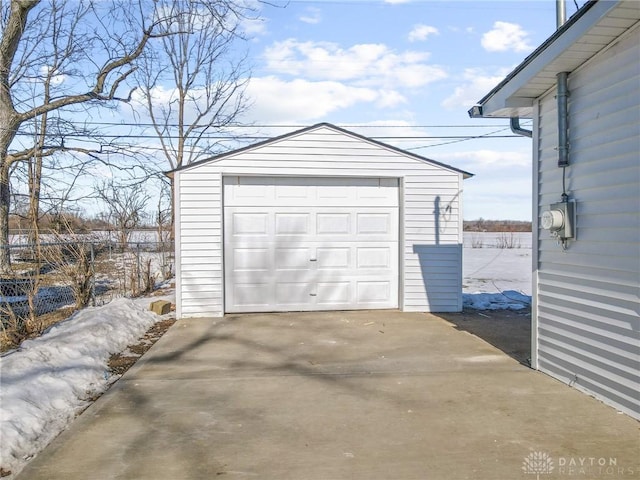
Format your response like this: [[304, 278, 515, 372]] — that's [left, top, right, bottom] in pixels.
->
[[17, 0, 587, 221], [229, 0, 588, 221]]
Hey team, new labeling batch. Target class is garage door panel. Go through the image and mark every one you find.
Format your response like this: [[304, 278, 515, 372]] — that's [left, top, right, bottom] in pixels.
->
[[357, 213, 391, 235], [357, 281, 392, 304], [316, 186, 352, 203], [233, 248, 270, 271], [274, 184, 310, 202], [357, 247, 391, 269], [232, 284, 271, 308], [316, 213, 351, 235], [316, 282, 351, 305], [224, 177, 398, 313], [276, 283, 311, 305], [224, 177, 399, 208], [316, 247, 350, 270], [226, 181, 269, 204], [357, 184, 399, 204], [230, 213, 269, 236], [275, 247, 312, 270], [275, 213, 310, 235]]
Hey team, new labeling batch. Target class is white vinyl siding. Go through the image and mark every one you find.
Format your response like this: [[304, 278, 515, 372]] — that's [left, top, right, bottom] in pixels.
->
[[535, 25, 640, 419], [174, 125, 465, 317], [175, 173, 224, 317]]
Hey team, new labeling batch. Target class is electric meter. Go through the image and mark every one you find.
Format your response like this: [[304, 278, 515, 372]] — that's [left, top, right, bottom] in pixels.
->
[[541, 209, 564, 230]]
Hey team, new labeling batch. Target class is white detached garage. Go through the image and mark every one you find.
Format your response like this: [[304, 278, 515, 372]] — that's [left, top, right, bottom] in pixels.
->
[[171, 123, 472, 318]]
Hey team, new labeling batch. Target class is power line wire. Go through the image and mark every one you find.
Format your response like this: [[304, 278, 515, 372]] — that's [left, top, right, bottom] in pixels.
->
[[11, 132, 523, 141], [11, 121, 527, 129]]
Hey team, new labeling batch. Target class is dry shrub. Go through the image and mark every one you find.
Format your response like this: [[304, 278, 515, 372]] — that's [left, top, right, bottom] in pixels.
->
[[495, 232, 521, 249], [0, 305, 23, 351], [0, 276, 40, 350], [42, 242, 94, 308], [129, 255, 156, 297], [471, 234, 484, 248]]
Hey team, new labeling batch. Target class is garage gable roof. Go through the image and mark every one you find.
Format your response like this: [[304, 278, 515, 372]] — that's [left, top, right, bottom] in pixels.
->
[[469, 0, 640, 119], [168, 122, 473, 179]]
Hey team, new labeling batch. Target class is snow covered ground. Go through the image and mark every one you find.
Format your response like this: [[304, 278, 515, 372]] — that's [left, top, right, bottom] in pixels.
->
[[463, 232, 532, 310], [0, 292, 175, 479], [0, 232, 532, 478]]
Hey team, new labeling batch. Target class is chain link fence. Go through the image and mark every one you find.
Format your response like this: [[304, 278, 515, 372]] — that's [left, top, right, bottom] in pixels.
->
[[0, 240, 174, 350]]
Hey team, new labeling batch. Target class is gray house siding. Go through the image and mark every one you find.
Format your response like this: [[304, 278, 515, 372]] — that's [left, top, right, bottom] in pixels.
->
[[535, 24, 640, 418]]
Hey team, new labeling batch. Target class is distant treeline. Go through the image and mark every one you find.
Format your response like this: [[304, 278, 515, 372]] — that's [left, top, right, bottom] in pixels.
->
[[9, 212, 157, 234], [9, 212, 108, 234], [10, 212, 531, 234], [464, 219, 532, 232]]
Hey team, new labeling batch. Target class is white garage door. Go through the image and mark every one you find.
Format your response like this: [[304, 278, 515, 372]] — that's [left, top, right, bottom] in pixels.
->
[[224, 176, 399, 313]]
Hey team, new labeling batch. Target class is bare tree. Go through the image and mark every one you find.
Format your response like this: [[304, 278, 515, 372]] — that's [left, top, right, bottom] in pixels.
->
[[137, 0, 252, 170], [0, 0, 177, 273], [96, 181, 150, 248], [135, 0, 255, 237]]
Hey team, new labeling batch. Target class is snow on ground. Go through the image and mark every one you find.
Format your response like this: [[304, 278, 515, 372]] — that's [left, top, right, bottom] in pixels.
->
[[463, 290, 531, 310], [463, 232, 532, 310], [0, 232, 532, 478], [0, 292, 175, 479]]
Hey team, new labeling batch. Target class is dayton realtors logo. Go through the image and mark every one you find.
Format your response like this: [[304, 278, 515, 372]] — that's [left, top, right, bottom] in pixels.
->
[[523, 452, 638, 478], [523, 451, 554, 478]]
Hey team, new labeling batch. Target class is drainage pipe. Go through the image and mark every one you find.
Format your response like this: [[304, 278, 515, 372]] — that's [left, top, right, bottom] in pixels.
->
[[510, 117, 532, 138], [557, 71, 570, 167], [557, 0, 566, 28]]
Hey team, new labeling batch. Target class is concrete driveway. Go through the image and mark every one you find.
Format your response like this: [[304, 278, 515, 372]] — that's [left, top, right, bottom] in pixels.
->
[[18, 310, 640, 480]]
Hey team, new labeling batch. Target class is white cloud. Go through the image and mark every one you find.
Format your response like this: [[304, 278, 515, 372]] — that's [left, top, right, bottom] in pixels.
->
[[130, 84, 245, 131], [263, 39, 447, 89], [39, 66, 66, 85], [346, 121, 441, 152], [438, 149, 532, 220], [375, 90, 409, 108], [299, 7, 321, 24], [481, 21, 533, 53], [408, 24, 439, 42], [441, 149, 531, 169], [347, 119, 419, 133], [245, 76, 407, 123], [441, 67, 510, 110], [242, 17, 268, 37], [132, 84, 172, 105]]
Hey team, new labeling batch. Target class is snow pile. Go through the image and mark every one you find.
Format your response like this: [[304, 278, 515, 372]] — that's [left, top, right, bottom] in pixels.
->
[[463, 290, 532, 310], [0, 295, 171, 478]]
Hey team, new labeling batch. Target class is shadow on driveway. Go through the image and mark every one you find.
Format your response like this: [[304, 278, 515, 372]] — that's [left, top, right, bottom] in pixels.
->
[[436, 307, 531, 366]]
